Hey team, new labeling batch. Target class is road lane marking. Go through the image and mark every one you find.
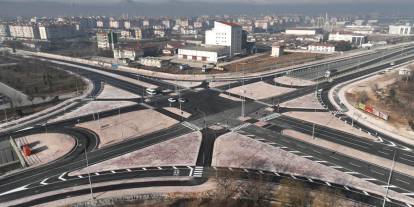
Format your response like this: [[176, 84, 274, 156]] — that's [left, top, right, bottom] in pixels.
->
[[291, 175, 297, 179], [172, 166, 177, 170], [157, 167, 163, 170], [78, 175, 83, 178], [345, 172, 359, 175], [187, 166, 193, 176], [349, 162, 362, 168], [308, 178, 314, 182], [362, 178, 377, 181], [402, 193, 414, 196], [126, 169, 132, 172], [0, 185, 29, 196], [142, 168, 147, 171], [344, 186, 350, 191], [396, 178, 410, 185], [274, 172, 280, 176], [316, 160, 327, 163], [244, 169, 249, 173], [331, 166, 343, 169], [111, 170, 117, 174], [94, 172, 100, 175], [325, 182, 331, 186], [58, 172, 67, 181], [301, 155, 313, 158], [363, 191, 369, 196], [40, 178, 49, 185]]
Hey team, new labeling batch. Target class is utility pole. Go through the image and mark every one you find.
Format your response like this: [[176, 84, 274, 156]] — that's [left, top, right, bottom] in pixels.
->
[[3, 109, 7, 124], [84, 146, 94, 202], [383, 150, 396, 207]]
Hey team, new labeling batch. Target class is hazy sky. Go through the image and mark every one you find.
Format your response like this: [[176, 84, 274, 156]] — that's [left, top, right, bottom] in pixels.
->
[[1, 0, 413, 17], [2, 0, 414, 3]]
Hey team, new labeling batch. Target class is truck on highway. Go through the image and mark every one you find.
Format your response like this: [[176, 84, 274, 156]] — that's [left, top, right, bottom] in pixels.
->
[[325, 69, 338, 78]]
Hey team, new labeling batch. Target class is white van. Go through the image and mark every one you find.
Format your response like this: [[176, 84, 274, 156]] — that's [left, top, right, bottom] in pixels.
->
[[146, 88, 159, 95]]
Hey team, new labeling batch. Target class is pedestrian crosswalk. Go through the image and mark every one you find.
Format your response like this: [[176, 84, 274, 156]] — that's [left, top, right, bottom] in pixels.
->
[[259, 113, 281, 122], [331, 110, 344, 116], [192, 166, 203, 177], [231, 123, 251, 132], [181, 121, 202, 131]]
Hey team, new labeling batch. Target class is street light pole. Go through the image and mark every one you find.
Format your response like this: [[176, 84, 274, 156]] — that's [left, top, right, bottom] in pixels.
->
[[383, 150, 396, 207], [84, 146, 94, 202], [3, 109, 7, 124]]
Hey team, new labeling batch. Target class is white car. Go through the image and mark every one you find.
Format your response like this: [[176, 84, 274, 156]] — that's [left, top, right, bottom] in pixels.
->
[[178, 98, 187, 103], [168, 98, 177, 103]]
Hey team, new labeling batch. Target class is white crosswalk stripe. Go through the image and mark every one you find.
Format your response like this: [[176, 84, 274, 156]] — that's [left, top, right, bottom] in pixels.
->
[[231, 123, 251, 132], [259, 113, 281, 122], [192, 166, 204, 177], [182, 122, 202, 131]]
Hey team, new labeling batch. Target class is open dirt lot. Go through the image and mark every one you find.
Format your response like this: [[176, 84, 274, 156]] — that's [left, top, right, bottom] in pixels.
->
[[283, 111, 377, 140], [344, 66, 414, 140], [49, 101, 137, 123], [0, 57, 86, 97], [70, 131, 201, 175], [77, 109, 178, 148], [224, 52, 327, 73], [274, 76, 316, 87], [212, 132, 414, 205], [226, 81, 295, 100], [15, 133, 75, 167], [280, 93, 324, 109], [97, 84, 141, 99]]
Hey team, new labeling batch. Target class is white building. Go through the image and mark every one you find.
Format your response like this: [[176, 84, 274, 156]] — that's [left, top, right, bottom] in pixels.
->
[[9, 25, 40, 39], [285, 29, 319, 36], [139, 57, 168, 68], [0, 24, 10, 37], [271, 45, 284, 57], [178, 45, 228, 63], [39, 25, 77, 40], [389, 25, 413, 36], [328, 32, 366, 46], [96, 31, 118, 49], [113, 47, 143, 61], [255, 20, 269, 31], [205, 21, 242, 57], [308, 43, 335, 54], [109, 19, 120, 29]]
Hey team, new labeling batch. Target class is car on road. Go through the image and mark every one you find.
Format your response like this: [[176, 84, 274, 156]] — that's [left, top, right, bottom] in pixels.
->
[[178, 98, 187, 103], [146, 88, 159, 95], [168, 97, 177, 103], [325, 69, 338, 78]]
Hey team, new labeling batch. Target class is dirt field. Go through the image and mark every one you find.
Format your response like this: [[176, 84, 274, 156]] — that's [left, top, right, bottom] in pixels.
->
[[77, 109, 178, 148], [227, 81, 295, 100], [224, 52, 327, 73], [212, 132, 414, 205], [70, 131, 201, 175], [345, 66, 414, 132], [0, 57, 86, 97], [15, 133, 75, 167]]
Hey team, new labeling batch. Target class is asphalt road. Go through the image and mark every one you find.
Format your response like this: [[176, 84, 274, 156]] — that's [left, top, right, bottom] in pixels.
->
[[240, 125, 414, 196]]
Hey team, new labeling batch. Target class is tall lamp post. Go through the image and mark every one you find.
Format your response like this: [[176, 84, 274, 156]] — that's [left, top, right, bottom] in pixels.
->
[[383, 150, 396, 207]]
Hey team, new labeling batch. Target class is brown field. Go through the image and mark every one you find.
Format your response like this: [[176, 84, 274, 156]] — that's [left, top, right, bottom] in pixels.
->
[[0, 57, 86, 97]]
